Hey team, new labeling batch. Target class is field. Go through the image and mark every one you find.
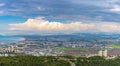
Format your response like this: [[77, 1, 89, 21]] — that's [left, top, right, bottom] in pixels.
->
[[53, 46, 90, 50], [53, 46, 93, 57], [109, 44, 120, 49]]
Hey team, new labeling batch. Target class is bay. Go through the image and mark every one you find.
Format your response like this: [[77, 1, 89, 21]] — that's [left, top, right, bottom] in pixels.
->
[[0, 36, 24, 43]]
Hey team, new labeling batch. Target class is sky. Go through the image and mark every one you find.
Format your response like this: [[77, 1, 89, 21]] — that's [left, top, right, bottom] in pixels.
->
[[1, 0, 120, 35]]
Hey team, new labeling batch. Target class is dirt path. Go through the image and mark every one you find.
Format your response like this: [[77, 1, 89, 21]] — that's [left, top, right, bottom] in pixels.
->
[[59, 58, 76, 66]]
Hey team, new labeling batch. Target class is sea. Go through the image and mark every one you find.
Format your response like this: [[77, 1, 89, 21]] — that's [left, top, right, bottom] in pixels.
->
[[0, 36, 24, 43]]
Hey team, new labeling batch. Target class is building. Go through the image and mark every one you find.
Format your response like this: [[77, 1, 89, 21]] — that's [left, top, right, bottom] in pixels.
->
[[98, 49, 107, 57]]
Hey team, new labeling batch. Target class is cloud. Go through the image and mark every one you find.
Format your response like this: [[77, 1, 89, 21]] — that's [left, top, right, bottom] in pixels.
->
[[0, 3, 5, 7], [95, 22, 120, 32], [9, 17, 120, 35], [9, 17, 94, 32], [1, 0, 120, 22], [0, 11, 4, 14], [110, 5, 120, 13]]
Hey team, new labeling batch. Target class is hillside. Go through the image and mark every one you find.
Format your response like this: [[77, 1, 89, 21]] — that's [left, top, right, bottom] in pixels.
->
[[0, 56, 120, 66]]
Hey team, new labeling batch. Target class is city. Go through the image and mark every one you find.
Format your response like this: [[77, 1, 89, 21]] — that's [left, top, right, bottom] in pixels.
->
[[1, 0, 120, 66], [1, 34, 120, 59]]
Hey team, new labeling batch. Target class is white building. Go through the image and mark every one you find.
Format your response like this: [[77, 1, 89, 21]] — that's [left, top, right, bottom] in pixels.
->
[[98, 49, 107, 57]]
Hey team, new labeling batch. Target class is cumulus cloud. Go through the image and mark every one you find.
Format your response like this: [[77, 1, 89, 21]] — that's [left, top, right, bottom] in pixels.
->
[[9, 17, 120, 35], [9, 17, 94, 32], [95, 22, 120, 32]]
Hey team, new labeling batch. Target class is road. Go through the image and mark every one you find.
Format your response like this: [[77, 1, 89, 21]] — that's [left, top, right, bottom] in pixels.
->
[[59, 57, 76, 66]]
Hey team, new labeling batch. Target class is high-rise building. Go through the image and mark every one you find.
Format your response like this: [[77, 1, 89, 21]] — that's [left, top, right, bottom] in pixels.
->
[[7, 45, 15, 52], [103, 49, 107, 57], [98, 50, 103, 56], [98, 49, 107, 57]]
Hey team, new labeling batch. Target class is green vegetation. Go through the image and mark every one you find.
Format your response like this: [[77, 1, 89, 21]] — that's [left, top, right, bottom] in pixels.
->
[[0, 56, 70, 66], [0, 56, 120, 66], [109, 44, 120, 49], [53, 46, 90, 50], [53, 46, 93, 57], [75, 56, 120, 66], [71, 54, 82, 57]]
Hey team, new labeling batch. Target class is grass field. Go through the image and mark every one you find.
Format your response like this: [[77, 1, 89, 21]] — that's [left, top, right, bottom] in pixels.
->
[[53, 46, 90, 50], [53, 46, 88, 57], [109, 44, 120, 49]]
